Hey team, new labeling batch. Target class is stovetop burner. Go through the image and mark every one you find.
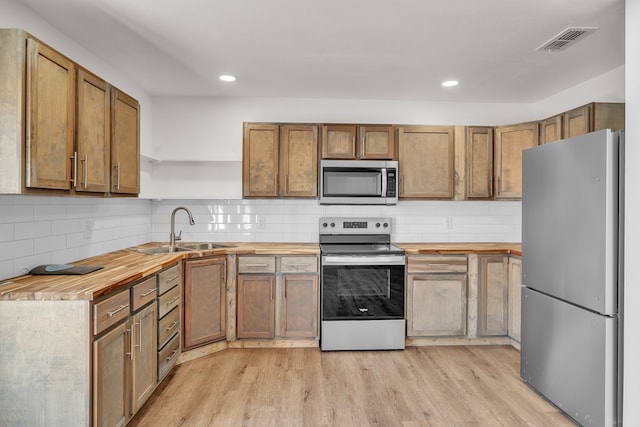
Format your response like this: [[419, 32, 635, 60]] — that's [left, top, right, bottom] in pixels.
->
[[320, 243, 405, 256], [319, 217, 404, 256]]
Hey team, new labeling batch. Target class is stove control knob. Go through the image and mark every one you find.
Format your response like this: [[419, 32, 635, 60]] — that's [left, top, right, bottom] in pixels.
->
[[330, 222, 335, 228], [383, 222, 389, 228], [322, 222, 328, 228], [375, 222, 381, 228]]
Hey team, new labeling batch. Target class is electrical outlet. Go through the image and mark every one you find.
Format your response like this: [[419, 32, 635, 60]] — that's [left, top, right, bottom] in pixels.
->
[[445, 216, 454, 230], [83, 220, 94, 239], [257, 215, 265, 229]]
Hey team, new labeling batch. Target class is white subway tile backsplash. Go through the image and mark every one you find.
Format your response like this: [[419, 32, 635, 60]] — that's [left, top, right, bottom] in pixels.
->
[[0, 196, 522, 281]]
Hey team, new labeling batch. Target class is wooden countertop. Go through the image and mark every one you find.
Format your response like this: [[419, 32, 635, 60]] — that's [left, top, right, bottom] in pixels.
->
[[398, 243, 521, 256], [0, 242, 519, 302]]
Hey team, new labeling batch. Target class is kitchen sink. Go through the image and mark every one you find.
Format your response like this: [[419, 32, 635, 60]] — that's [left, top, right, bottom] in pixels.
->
[[134, 246, 192, 255], [179, 242, 230, 250], [133, 242, 230, 255]]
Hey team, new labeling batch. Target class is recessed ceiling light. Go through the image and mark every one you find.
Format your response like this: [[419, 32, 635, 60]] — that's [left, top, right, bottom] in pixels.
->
[[219, 75, 236, 82], [442, 80, 459, 87]]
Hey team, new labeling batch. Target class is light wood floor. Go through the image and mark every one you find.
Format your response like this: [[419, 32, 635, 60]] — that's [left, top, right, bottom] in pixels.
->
[[129, 346, 576, 427]]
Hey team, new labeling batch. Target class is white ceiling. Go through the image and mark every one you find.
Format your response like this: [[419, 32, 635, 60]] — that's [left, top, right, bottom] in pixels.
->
[[17, 0, 625, 102]]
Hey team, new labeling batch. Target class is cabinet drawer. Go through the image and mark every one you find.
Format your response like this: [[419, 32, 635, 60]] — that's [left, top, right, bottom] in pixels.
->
[[407, 255, 468, 273], [158, 263, 181, 295], [238, 256, 276, 273], [280, 256, 318, 273], [158, 306, 180, 349], [158, 333, 180, 381], [93, 289, 130, 335], [131, 276, 157, 311], [158, 285, 180, 319]]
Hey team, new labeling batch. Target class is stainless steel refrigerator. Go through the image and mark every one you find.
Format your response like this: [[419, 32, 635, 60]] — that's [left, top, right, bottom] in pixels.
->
[[520, 129, 623, 427]]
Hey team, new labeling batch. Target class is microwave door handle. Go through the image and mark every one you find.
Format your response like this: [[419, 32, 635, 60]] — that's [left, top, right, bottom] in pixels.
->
[[381, 168, 387, 197]]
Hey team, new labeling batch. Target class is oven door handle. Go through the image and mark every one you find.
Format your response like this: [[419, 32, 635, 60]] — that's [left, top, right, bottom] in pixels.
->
[[322, 255, 406, 266]]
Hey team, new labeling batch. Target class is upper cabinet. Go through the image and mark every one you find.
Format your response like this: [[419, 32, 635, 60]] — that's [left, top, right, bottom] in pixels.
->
[[540, 102, 625, 145], [494, 122, 539, 200], [0, 29, 140, 197], [397, 125, 455, 199], [76, 68, 110, 193], [243, 123, 318, 198], [465, 127, 494, 199], [321, 124, 395, 159], [24, 37, 76, 191], [111, 89, 140, 195]]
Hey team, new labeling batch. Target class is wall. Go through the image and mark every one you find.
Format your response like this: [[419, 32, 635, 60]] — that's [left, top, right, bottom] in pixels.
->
[[150, 199, 521, 244], [624, 0, 639, 423], [0, 196, 151, 281]]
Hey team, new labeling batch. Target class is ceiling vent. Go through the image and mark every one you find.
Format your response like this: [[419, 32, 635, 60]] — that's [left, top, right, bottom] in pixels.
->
[[535, 27, 599, 52]]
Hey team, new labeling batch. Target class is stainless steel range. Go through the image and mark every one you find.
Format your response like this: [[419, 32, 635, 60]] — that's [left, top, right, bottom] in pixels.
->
[[319, 217, 406, 351]]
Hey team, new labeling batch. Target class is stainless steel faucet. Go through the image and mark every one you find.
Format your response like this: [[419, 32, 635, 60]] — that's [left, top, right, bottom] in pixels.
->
[[169, 206, 195, 248]]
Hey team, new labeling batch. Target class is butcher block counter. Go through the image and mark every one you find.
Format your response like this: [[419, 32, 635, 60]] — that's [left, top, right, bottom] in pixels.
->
[[0, 242, 320, 301], [398, 242, 521, 256]]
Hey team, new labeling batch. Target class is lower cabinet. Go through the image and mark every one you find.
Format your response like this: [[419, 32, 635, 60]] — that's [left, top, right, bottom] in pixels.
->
[[406, 255, 468, 337], [478, 255, 509, 336], [508, 256, 522, 342], [157, 263, 182, 380], [183, 256, 227, 349], [237, 274, 276, 338], [236, 255, 318, 340], [93, 279, 158, 426], [93, 322, 129, 427]]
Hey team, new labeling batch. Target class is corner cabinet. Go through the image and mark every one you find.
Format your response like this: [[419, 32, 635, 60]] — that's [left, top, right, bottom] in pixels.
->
[[236, 255, 318, 340], [494, 122, 539, 199], [397, 126, 455, 199], [183, 257, 227, 349], [243, 123, 318, 198], [0, 29, 140, 197]]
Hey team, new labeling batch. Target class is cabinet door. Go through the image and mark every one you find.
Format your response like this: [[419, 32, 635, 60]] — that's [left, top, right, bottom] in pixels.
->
[[407, 273, 467, 336], [397, 126, 455, 199], [321, 125, 357, 159], [111, 88, 140, 194], [465, 127, 493, 199], [183, 257, 227, 349], [478, 256, 508, 336], [77, 68, 110, 193], [280, 275, 318, 338], [237, 274, 275, 338], [508, 257, 522, 343], [131, 303, 157, 414], [279, 125, 318, 197], [539, 115, 563, 145], [494, 122, 538, 199], [358, 125, 395, 159], [563, 104, 591, 139], [25, 38, 75, 190], [93, 321, 129, 427], [243, 123, 279, 197]]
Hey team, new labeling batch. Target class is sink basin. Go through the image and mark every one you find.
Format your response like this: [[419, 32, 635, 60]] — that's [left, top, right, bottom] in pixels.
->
[[133, 243, 230, 255], [178, 242, 230, 250], [133, 246, 191, 255]]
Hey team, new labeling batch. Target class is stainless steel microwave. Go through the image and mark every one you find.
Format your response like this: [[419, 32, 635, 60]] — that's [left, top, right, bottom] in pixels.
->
[[319, 160, 398, 205]]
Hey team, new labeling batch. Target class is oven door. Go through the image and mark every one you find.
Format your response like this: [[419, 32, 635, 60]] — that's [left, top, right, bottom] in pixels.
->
[[321, 254, 405, 320]]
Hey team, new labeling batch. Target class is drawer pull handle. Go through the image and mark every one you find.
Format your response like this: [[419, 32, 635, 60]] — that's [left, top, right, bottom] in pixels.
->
[[140, 288, 156, 297], [166, 321, 179, 332], [165, 275, 180, 283], [166, 349, 179, 361], [107, 304, 129, 317], [166, 296, 179, 305], [246, 263, 269, 268]]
